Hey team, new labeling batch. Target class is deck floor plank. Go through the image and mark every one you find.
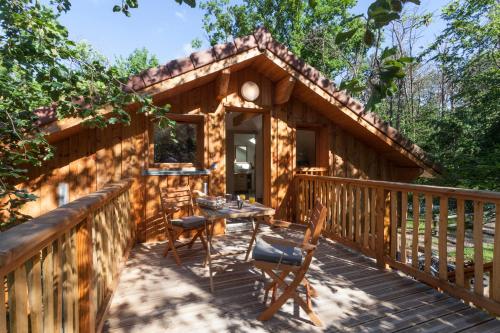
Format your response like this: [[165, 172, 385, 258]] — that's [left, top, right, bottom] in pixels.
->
[[103, 228, 500, 333]]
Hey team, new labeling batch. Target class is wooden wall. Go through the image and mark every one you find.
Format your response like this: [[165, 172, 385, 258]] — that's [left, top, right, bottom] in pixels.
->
[[19, 111, 148, 239], [17, 65, 420, 242], [142, 79, 230, 242], [271, 97, 404, 219]]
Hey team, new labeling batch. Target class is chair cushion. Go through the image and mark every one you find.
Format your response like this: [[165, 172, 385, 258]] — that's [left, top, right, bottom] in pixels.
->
[[252, 237, 302, 266], [171, 216, 206, 229]]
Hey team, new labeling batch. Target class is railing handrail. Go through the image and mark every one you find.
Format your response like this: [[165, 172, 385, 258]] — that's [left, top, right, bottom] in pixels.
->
[[296, 174, 500, 202], [296, 167, 328, 171], [0, 179, 132, 275], [293, 174, 500, 316]]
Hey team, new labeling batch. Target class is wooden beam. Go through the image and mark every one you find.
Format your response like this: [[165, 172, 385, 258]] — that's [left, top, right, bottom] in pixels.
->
[[223, 100, 267, 112], [233, 112, 260, 127], [274, 76, 296, 105], [216, 69, 231, 101], [263, 112, 271, 207]]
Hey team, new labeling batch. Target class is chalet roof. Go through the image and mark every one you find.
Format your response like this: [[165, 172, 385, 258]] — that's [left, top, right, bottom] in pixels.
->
[[37, 27, 441, 176]]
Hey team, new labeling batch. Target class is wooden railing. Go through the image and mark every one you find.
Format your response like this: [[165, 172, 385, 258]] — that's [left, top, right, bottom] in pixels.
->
[[294, 174, 500, 316], [0, 179, 133, 333], [296, 167, 328, 176]]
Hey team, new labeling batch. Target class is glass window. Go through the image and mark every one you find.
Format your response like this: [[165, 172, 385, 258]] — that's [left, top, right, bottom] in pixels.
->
[[296, 129, 316, 167], [153, 122, 198, 164]]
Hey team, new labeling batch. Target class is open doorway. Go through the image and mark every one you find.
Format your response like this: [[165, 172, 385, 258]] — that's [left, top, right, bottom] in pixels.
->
[[225, 111, 263, 202]]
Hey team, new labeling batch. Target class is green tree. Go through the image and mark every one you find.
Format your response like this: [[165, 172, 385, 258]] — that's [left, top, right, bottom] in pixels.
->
[[115, 47, 160, 77], [0, 0, 190, 229], [419, 0, 500, 190], [200, 0, 366, 80], [376, 0, 499, 191], [199, 0, 422, 110]]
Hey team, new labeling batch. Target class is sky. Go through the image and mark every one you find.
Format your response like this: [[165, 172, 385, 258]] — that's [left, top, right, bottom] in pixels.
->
[[58, 0, 450, 64]]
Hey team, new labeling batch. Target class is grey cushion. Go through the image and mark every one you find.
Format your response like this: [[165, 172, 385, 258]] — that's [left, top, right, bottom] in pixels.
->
[[171, 216, 206, 229], [252, 238, 302, 266]]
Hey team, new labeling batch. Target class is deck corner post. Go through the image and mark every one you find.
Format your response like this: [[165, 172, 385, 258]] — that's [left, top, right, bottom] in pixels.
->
[[77, 216, 96, 333]]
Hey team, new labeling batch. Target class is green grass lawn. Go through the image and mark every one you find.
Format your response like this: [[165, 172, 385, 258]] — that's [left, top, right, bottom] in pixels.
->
[[406, 217, 459, 232], [406, 218, 426, 232], [404, 217, 494, 263], [448, 243, 494, 263]]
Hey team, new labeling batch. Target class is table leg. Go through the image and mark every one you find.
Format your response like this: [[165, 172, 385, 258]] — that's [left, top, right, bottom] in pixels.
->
[[245, 218, 261, 261], [205, 219, 214, 293]]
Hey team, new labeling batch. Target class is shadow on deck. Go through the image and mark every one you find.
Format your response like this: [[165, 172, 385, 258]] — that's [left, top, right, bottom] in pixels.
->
[[103, 227, 500, 333]]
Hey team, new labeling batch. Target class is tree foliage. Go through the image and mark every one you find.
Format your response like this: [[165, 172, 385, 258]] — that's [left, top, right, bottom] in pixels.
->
[[418, 0, 500, 190], [199, 0, 499, 191], [200, 0, 366, 80], [113, 0, 196, 16], [1, 0, 498, 230], [115, 47, 160, 77], [199, 0, 423, 110], [375, 0, 499, 190], [0, 0, 176, 228]]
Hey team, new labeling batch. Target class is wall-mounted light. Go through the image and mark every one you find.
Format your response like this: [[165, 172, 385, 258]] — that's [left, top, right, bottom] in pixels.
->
[[241, 81, 260, 102]]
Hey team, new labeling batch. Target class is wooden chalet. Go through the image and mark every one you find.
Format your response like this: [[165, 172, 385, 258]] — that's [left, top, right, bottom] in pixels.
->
[[1, 28, 499, 333]]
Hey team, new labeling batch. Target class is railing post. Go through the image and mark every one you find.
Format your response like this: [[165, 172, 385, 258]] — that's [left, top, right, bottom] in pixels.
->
[[492, 202, 500, 301], [77, 216, 95, 333], [376, 188, 389, 268], [292, 176, 297, 223]]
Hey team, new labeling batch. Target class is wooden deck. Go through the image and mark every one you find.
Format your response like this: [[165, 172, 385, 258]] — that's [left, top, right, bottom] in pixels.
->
[[103, 226, 500, 333]]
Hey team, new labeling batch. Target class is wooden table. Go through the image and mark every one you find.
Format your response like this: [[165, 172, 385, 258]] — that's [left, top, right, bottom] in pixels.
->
[[199, 201, 275, 292]]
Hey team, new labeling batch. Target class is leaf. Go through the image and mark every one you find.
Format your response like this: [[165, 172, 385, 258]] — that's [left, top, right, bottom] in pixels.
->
[[112, 5, 121, 12], [335, 28, 358, 45], [176, 0, 196, 8], [398, 56, 414, 63], [394, 68, 406, 78], [339, 78, 365, 93], [382, 59, 403, 67], [364, 29, 375, 46], [402, 0, 420, 4], [372, 12, 400, 28], [342, 14, 364, 25], [126, 0, 139, 9], [380, 64, 404, 81], [390, 0, 403, 12], [381, 46, 397, 59], [368, 0, 391, 19]]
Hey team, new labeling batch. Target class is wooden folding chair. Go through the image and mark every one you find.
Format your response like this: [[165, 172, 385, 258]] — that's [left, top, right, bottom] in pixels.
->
[[252, 199, 327, 326], [160, 185, 208, 265]]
